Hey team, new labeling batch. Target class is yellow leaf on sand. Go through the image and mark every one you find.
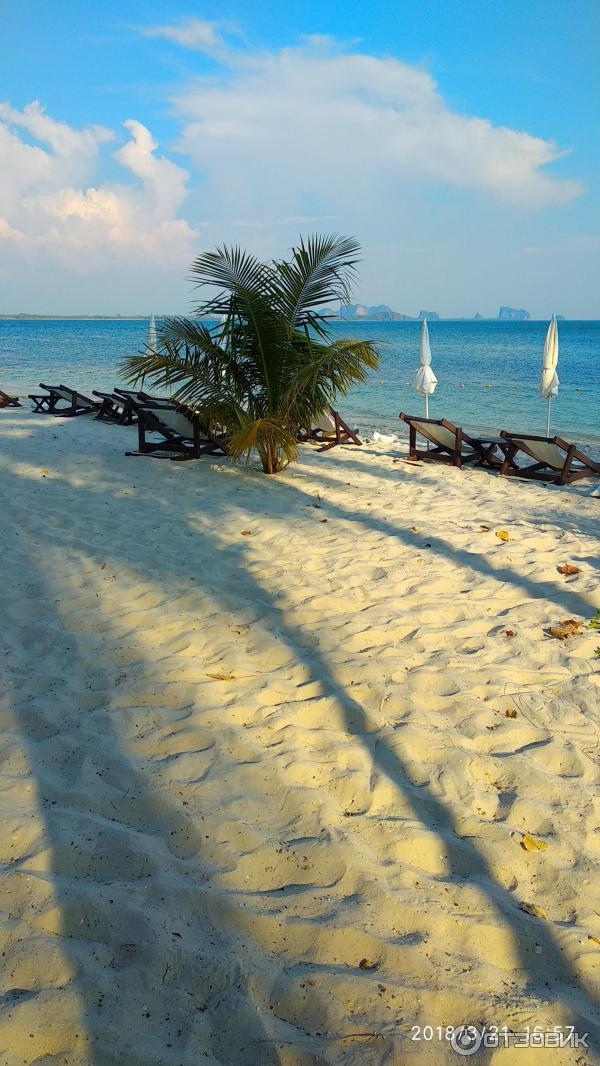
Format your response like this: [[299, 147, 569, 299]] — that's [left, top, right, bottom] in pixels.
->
[[588, 935, 600, 946], [505, 708, 518, 718], [520, 902, 547, 920], [521, 833, 549, 852], [495, 530, 509, 542], [207, 673, 236, 681], [558, 563, 581, 576], [549, 619, 582, 640]]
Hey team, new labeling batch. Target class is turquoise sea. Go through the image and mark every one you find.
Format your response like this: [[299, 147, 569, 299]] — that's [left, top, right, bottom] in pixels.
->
[[1, 318, 598, 445]]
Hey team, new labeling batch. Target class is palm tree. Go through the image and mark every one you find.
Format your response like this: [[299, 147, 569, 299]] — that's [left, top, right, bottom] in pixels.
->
[[121, 235, 379, 474]]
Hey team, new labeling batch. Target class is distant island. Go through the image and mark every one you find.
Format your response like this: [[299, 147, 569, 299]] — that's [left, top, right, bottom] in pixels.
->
[[498, 306, 530, 321], [337, 303, 416, 321]]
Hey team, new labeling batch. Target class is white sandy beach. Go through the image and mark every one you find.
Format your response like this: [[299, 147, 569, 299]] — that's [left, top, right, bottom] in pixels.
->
[[1, 408, 599, 1065]]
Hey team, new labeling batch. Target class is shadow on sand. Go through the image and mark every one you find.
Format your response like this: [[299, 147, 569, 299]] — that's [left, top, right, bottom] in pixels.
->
[[1, 415, 599, 1064]]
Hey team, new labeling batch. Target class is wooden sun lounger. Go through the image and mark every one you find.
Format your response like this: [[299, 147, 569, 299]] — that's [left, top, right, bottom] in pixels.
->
[[124, 397, 227, 460], [499, 431, 600, 485], [29, 383, 101, 416], [298, 408, 362, 451], [399, 413, 507, 469], [0, 389, 21, 408]]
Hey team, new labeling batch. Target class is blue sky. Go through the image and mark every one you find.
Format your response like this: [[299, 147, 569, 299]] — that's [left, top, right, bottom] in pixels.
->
[[1, 0, 598, 315]]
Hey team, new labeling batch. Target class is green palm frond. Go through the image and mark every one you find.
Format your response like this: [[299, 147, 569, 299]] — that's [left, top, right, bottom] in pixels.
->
[[274, 234, 361, 335]]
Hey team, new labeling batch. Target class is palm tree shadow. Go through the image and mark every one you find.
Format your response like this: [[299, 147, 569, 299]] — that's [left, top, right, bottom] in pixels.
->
[[2, 536, 293, 1064], [281, 458, 599, 619], [208, 512, 600, 1043]]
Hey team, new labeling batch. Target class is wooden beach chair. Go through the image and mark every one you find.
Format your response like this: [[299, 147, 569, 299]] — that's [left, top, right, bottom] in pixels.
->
[[499, 431, 600, 485], [298, 408, 362, 451], [125, 397, 227, 460], [399, 414, 506, 469], [29, 383, 101, 416], [0, 389, 22, 408]]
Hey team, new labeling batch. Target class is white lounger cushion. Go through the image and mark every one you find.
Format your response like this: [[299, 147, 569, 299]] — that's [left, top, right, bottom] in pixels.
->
[[315, 411, 337, 434], [519, 440, 565, 469], [413, 420, 455, 450], [158, 408, 198, 439], [412, 420, 478, 457]]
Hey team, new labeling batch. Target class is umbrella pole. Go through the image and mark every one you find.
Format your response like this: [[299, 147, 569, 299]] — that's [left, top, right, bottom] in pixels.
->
[[425, 394, 429, 449], [546, 398, 551, 437]]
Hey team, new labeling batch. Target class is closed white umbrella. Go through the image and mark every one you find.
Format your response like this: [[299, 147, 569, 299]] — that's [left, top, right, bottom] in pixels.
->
[[414, 318, 438, 418], [539, 315, 559, 436], [147, 313, 157, 351]]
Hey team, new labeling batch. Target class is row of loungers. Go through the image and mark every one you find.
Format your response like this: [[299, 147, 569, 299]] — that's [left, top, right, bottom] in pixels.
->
[[400, 413, 600, 486], [19, 382, 360, 459], [4, 383, 598, 484]]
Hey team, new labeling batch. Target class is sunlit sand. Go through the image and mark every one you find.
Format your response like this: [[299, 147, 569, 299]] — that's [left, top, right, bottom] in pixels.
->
[[1, 409, 599, 1064]]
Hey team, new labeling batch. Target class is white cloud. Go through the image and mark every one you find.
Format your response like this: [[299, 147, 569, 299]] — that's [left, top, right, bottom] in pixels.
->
[[0, 105, 198, 269], [142, 17, 228, 57], [170, 37, 583, 211], [0, 31, 589, 313]]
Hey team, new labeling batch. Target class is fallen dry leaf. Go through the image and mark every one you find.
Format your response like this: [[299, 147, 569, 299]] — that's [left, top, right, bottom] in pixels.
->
[[320, 518, 328, 523], [558, 563, 581, 576], [358, 959, 380, 971], [240, 530, 252, 536], [410, 526, 421, 533], [505, 708, 518, 718], [479, 524, 491, 532], [549, 626, 571, 640], [521, 833, 549, 852], [520, 902, 547, 920], [504, 629, 516, 638], [495, 530, 509, 542], [206, 673, 236, 681], [549, 619, 582, 640], [588, 935, 600, 946]]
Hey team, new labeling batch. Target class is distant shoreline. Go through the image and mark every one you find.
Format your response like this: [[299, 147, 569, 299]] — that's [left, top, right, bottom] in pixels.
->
[[0, 315, 168, 321], [1, 315, 589, 323]]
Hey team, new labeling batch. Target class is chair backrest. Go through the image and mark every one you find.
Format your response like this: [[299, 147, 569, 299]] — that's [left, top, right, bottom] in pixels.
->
[[519, 439, 565, 469], [149, 405, 197, 440], [412, 419, 457, 451], [56, 385, 96, 408], [315, 411, 337, 434]]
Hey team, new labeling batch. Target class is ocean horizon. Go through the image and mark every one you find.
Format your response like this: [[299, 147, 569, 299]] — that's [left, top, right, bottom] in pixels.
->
[[1, 317, 599, 446]]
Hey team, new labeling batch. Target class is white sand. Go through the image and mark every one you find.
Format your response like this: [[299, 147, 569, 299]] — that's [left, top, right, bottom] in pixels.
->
[[0, 408, 599, 1065]]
